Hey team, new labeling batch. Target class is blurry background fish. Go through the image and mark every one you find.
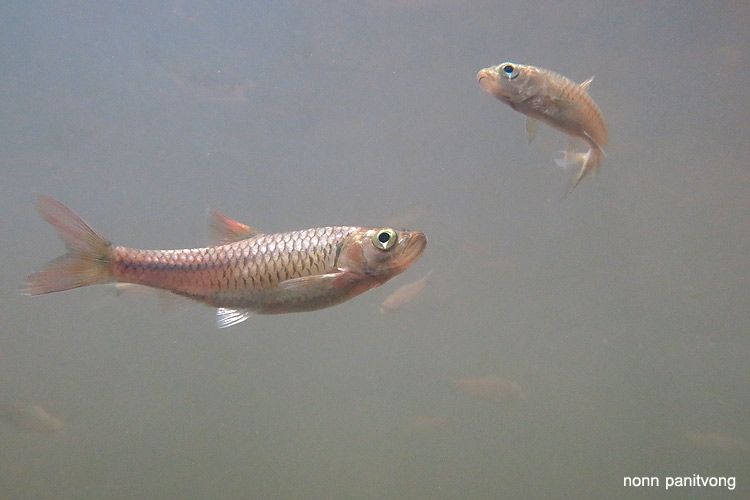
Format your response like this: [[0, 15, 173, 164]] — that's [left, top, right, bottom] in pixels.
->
[[144, 50, 256, 103], [685, 431, 749, 454], [379, 270, 432, 314], [453, 376, 524, 404], [0, 404, 65, 434]]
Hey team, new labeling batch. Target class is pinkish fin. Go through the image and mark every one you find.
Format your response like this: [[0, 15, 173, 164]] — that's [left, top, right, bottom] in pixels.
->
[[21, 195, 114, 295], [208, 211, 261, 244], [216, 308, 252, 328], [580, 76, 594, 92]]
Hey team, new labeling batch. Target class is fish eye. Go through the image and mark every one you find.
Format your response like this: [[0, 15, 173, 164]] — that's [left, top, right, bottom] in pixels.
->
[[501, 62, 518, 80], [373, 228, 398, 251]]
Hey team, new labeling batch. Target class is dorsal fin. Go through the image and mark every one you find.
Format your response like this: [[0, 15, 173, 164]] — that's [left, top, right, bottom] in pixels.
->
[[580, 76, 595, 92], [208, 211, 261, 244]]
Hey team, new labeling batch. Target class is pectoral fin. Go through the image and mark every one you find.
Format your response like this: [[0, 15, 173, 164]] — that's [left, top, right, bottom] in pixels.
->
[[277, 272, 343, 292]]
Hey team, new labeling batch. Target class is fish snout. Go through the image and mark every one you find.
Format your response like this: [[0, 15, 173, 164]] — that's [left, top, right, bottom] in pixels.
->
[[409, 231, 427, 256], [477, 68, 500, 93], [397, 231, 427, 269]]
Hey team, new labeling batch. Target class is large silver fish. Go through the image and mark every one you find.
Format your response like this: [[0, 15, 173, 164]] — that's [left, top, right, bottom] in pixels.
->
[[22, 195, 427, 327], [478, 62, 608, 196]]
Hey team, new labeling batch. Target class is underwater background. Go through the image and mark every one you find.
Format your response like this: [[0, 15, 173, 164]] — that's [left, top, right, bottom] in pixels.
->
[[1, 1, 748, 498]]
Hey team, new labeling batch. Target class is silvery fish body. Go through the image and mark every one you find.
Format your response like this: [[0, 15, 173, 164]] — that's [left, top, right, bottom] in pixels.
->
[[478, 62, 608, 196], [22, 196, 427, 327]]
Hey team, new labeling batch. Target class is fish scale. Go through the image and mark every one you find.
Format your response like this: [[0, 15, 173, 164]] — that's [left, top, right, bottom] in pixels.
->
[[112, 227, 357, 299], [536, 67, 607, 146]]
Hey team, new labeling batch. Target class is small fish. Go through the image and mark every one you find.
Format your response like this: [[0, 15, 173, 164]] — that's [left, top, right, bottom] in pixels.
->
[[0, 404, 65, 433], [453, 376, 524, 404], [402, 415, 447, 435], [148, 53, 255, 103], [379, 270, 432, 314], [686, 431, 749, 454], [21, 195, 427, 327], [477, 62, 608, 196]]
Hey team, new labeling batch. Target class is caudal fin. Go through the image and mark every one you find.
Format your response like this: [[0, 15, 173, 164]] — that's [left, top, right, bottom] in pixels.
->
[[21, 195, 114, 295], [558, 146, 604, 199]]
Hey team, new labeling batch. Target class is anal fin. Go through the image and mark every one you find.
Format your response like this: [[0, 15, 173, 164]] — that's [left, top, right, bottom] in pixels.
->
[[216, 308, 252, 328]]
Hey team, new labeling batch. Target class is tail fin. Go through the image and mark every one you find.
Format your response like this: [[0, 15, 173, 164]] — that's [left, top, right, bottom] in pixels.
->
[[21, 195, 114, 295], [558, 146, 604, 199]]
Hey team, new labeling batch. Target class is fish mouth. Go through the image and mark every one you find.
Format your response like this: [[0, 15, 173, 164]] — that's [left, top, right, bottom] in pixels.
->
[[477, 68, 496, 82], [407, 231, 427, 257], [395, 231, 427, 271], [477, 69, 499, 92]]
